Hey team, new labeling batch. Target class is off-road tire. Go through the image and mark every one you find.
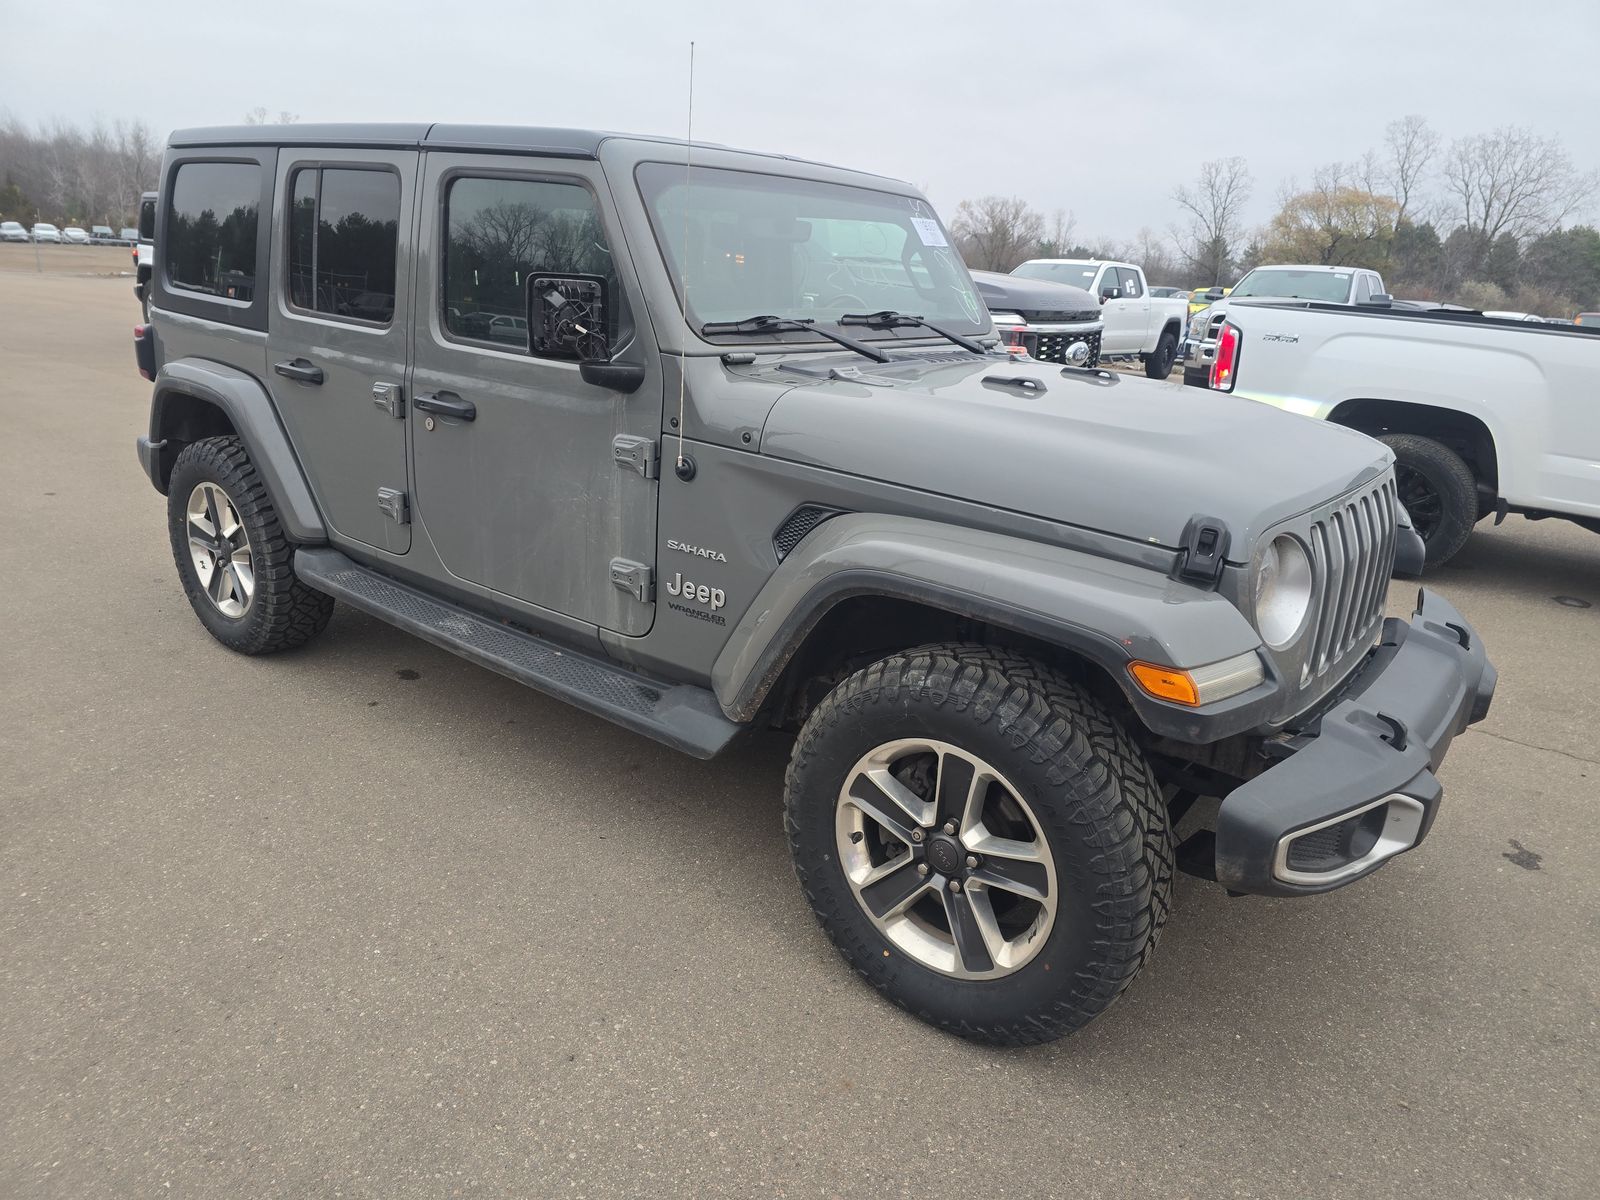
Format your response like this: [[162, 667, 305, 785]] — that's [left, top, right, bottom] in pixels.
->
[[1381, 433, 1478, 568], [785, 643, 1174, 1045], [166, 436, 334, 654], [1144, 328, 1179, 380]]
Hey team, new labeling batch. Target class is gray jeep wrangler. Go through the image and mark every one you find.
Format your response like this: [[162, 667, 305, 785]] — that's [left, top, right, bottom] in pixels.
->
[[134, 123, 1496, 1044]]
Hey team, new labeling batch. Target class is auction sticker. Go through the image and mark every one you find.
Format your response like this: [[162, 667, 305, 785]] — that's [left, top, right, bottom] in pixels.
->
[[911, 217, 948, 247]]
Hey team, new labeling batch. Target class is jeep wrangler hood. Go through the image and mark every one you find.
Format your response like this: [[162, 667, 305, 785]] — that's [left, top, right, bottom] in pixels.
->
[[758, 354, 1389, 556]]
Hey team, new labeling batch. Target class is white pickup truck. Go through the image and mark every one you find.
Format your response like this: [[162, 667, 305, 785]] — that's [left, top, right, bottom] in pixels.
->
[[1184, 263, 1388, 386], [1010, 258, 1189, 378], [1199, 298, 1600, 566]]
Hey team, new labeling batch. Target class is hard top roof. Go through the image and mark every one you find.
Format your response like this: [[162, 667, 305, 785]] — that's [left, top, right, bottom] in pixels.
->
[[165, 123, 899, 183]]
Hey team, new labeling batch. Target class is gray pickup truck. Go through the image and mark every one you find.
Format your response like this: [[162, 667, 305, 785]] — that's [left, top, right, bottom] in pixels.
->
[[134, 123, 1495, 1044]]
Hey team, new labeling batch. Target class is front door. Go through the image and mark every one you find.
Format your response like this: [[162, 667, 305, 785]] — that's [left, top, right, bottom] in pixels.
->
[[408, 153, 660, 635], [1099, 266, 1149, 355], [266, 149, 416, 554]]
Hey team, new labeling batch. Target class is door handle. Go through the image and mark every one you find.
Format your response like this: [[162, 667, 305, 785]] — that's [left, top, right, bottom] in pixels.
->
[[274, 358, 324, 385], [414, 391, 477, 422]]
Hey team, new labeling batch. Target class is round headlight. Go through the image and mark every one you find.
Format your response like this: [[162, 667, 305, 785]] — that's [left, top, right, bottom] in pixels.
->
[[1254, 535, 1313, 649]]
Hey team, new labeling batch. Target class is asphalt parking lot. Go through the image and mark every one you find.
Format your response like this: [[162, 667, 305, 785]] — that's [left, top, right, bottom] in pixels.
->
[[2, 249, 1596, 1199]]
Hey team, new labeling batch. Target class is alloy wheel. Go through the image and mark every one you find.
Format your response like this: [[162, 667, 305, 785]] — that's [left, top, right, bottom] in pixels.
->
[[835, 738, 1058, 979], [1395, 462, 1444, 541], [185, 482, 255, 618]]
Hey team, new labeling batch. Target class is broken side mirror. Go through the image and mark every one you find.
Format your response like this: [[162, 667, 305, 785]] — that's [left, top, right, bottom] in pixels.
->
[[528, 273, 644, 393]]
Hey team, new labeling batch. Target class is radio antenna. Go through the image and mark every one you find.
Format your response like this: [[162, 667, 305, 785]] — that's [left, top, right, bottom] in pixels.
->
[[675, 40, 696, 470]]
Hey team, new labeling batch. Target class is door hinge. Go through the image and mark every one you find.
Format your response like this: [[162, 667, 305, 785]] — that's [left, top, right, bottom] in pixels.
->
[[377, 487, 410, 525], [609, 557, 654, 603], [612, 434, 658, 479], [371, 381, 404, 418]]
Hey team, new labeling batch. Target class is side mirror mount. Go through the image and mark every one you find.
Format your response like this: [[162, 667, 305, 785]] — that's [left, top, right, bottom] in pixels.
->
[[1099, 286, 1120, 302], [579, 360, 646, 394], [529, 273, 611, 362]]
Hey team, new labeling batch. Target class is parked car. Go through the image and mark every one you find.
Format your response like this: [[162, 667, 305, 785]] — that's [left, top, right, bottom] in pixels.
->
[[63, 226, 92, 245], [1193, 298, 1600, 566], [31, 223, 62, 243], [119, 227, 139, 243], [968, 269, 1103, 366], [1184, 264, 1387, 385], [133, 121, 1493, 1045], [1149, 285, 1185, 298], [91, 225, 117, 243], [1189, 286, 1229, 316], [1, 220, 29, 242], [1481, 310, 1550, 323], [1575, 312, 1600, 327], [1010, 258, 1188, 378], [134, 191, 157, 318]]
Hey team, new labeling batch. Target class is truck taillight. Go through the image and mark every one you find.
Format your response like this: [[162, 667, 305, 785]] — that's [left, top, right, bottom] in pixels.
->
[[1210, 321, 1240, 391]]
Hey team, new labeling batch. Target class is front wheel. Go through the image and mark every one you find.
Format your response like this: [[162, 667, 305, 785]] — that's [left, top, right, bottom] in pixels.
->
[[785, 644, 1173, 1045], [1144, 329, 1179, 379]]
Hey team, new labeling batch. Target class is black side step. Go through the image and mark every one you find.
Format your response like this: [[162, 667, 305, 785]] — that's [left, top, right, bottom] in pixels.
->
[[294, 548, 743, 760]]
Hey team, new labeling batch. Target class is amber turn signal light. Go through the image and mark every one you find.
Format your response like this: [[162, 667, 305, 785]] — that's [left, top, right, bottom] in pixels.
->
[[1128, 662, 1200, 707]]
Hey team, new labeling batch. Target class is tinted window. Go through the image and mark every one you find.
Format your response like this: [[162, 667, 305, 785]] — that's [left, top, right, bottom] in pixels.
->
[[443, 176, 619, 351], [1354, 275, 1373, 302], [138, 197, 155, 240], [1117, 267, 1142, 298], [287, 167, 400, 323], [165, 163, 260, 299]]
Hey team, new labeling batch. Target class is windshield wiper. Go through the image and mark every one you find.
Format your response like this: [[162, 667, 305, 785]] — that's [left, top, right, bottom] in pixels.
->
[[699, 315, 890, 363], [838, 310, 987, 355]]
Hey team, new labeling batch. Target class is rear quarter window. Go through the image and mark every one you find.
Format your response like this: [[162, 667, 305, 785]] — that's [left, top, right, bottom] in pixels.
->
[[165, 162, 262, 301]]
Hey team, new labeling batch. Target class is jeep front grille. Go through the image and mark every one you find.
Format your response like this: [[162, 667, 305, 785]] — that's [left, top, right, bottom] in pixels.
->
[[1303, 477, 1399, 680], [1031, 329, 1101, 367]]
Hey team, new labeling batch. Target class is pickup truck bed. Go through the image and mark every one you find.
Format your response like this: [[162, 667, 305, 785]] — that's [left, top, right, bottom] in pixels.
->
[[1200, 299, 1600, 566]]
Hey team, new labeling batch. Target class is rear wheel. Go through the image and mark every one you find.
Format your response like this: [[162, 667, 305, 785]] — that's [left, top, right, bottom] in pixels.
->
[[785, 644, 1173, 1045], [166, 436, 334, 654], [1144, 328, 1179, 379], [1381, 433, 1478, 567]]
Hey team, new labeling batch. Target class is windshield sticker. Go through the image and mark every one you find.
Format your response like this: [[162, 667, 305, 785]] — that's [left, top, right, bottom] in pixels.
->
[[911, 217, 948, 247]]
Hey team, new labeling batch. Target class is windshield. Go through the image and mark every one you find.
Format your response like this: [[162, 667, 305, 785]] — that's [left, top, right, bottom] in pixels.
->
[[636, 162, 986, 334], [1011, 261, 1100, 290], [1230, 268, 1355, 302]]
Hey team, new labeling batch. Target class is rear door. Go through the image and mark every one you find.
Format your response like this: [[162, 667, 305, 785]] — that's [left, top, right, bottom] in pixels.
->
[[266, 149, 416, 554]]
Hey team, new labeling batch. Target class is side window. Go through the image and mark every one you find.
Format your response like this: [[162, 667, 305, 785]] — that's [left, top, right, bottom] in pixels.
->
[[442, 175, 623, 354], [286, 167, 400, 324], [1354, 275, 1373, 303], [1117, 267, 1143, 299], [165, 162, 260, 300]]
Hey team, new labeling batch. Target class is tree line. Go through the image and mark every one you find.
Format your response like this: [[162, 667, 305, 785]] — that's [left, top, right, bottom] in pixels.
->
[[950, 117, 1600, 318], [0, 114, 161, 229], [0, 109, 294, 230]]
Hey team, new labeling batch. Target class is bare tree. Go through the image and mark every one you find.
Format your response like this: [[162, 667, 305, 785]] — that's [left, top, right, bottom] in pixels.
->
[[1035, 208, 1077, 258], [949, 195, 1045, 272], [1171, 157, 1252, 284], [244, 107, 300, 126], [1360, 115, 1439, 229], [1442, 126, 1597, 245]]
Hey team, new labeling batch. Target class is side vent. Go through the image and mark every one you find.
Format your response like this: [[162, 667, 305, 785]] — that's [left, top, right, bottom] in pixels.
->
[[773, 505, 847, 561]]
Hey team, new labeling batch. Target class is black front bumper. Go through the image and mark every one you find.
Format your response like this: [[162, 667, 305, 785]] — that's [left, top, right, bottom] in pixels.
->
[[1215, 588, 1495, 896]]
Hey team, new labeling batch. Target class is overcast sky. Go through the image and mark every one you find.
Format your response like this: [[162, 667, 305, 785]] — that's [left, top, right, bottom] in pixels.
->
[[4, 0, 1597, 240]]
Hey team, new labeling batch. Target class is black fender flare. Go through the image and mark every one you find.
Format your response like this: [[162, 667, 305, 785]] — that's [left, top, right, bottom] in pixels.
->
[[143, 358, 326, 544], [711, 514, 1270, 741]]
